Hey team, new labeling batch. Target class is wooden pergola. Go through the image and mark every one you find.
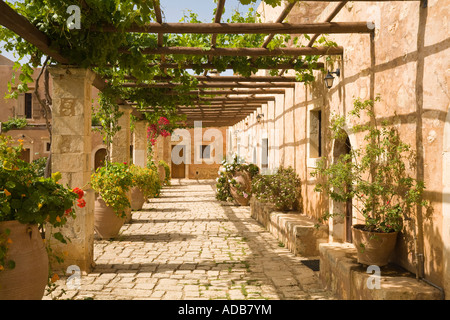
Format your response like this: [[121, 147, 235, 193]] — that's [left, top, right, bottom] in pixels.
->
[[0, 0, 420, 127]]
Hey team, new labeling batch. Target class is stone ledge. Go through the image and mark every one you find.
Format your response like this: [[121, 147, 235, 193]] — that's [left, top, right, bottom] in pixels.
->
[[250, 198, 328, 257], [319, 242, 444, 300]]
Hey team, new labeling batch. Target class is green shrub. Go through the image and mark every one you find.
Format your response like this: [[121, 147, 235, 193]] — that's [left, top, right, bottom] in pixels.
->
[[129, 164, 161, 199], [1, 117, 27, 133], [158, 160, 171, 186], [252, 167, 302, 212]]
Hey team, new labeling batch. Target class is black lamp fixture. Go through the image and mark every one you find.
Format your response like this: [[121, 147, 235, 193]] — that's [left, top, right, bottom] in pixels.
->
[[324, 68, 340, 89], [256, 113, 264, 123]]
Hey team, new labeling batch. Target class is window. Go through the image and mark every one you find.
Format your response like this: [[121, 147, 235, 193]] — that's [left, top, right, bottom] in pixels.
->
[[45, 142, 51, 152], [261, 138, 269, 169], [25, 93, 33, 119], [200, 145, 211, 159], [309, 109, 322, 158]]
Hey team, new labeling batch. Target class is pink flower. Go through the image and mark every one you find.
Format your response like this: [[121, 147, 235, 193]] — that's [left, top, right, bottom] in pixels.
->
[[158, 117, 169, 125]]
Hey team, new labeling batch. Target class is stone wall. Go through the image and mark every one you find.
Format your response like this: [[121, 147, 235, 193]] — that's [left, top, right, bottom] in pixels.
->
[[153, 126, 228, 180], [232, 0, 450, 295]]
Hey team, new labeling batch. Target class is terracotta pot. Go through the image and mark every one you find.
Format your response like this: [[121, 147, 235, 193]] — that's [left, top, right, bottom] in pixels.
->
[[352, 224, 399, 266], [0, 221, 49, 300], [230, 171, 252, 206], [94, 196, 126, 239], [131, 186, 145, 211]]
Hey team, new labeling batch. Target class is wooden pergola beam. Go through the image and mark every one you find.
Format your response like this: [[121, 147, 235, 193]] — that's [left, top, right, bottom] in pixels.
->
[[122, 82, 296, 89], [262, 1, 298, 48], [211, 0, 226, 47], [190, 97, 275, 102], [147, 61, 324, 70], [308, 1, 348, 47], [161, 89, 286, 95], [119, 46, 343, 56], [125, 75, 298, 82], [0, 1, 69, 64], [104, 22, 371, 34]]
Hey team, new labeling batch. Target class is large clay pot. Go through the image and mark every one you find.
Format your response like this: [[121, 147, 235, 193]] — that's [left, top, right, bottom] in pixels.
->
[[94, 196, 126, 239], [0, 221, 49, 300], [131, 186, 145, 211], [230, 171, 252, 206], [352, 224, 399, 267]]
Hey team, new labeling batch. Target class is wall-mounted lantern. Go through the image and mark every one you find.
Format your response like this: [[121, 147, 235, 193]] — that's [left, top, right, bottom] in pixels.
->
[[256, 113, 264, 124], [324, 68, 340, 89]]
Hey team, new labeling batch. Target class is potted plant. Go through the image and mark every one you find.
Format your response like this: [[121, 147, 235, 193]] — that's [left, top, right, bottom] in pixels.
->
[[90, 162, 133, 239], [0, 136, 82, 300], [129, 164, 161, 210], [216, 155, 259, 206], [311, 97, 428, 266], [252, 166, 302, 212]]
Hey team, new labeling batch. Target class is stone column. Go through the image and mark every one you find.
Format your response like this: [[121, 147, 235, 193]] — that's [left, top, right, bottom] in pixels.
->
[[110, 105, 132, 222], [132, 120, 148, 168], [110, 105, 132, 164], [48, 67, 96, 273]]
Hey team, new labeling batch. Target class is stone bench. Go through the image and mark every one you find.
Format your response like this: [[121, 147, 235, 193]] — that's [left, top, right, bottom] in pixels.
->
[[319, 242, 444, 300], [250, 198, 328, 257]]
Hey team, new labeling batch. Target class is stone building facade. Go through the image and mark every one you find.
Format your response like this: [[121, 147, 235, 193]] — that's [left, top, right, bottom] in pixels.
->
[[153, 126, 228, 180], [230, 0, 449, 296], [0, 54, 108, 170]]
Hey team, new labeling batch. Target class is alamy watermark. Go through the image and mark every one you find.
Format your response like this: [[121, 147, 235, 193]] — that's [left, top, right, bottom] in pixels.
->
[[366, 265, 381, 290], [66, 5, 81, 30]]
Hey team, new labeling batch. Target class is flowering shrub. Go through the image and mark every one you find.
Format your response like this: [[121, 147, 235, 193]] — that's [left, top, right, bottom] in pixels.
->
[[90, 162, 134, 218], [147, 116, 172, 146], [252, 167, 302, 211], [216, 155, 259, 202], [129, 164, 161, 199], [0, 136, 82, 272]]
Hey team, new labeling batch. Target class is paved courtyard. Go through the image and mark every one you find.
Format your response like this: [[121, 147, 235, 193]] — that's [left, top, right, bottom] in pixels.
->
[[45, 180, 336, 300]]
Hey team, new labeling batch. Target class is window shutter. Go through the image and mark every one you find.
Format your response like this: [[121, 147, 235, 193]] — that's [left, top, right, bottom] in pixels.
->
[[16, 93, 25, 117]]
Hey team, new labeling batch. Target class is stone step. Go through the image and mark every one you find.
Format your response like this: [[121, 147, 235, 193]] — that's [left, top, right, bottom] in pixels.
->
[[319, 242, 444, 300]]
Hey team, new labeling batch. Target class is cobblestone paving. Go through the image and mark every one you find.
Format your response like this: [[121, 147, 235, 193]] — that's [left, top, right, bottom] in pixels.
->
[[45, 180, 336, 300]]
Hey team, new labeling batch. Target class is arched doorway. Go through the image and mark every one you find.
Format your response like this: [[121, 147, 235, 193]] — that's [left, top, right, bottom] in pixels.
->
[[94, 148, 107, 170], [332, 134, 353, 243]]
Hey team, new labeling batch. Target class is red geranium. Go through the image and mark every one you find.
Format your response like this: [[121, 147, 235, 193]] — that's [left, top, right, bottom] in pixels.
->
[[72, 187, 84, 199], [77, 198, 86, 208]]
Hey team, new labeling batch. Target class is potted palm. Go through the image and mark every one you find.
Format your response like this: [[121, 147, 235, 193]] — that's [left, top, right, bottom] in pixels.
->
[[0, 136, 82, 300], [312, 97, 428, 266], [90, 162, 133, 239]]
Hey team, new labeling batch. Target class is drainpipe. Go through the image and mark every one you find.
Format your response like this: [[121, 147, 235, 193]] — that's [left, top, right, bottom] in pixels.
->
[[412, 220, 445, 299]]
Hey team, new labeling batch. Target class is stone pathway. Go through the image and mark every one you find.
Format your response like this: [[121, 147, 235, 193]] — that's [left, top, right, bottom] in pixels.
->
[[45, 180, 336, 300]]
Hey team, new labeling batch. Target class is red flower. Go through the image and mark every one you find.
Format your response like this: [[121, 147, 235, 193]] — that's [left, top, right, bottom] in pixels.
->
[[123, 162, 127, 165], [72, 187, 84, 199], [65, 208, 72, 215], [77, 198, 86, 208]]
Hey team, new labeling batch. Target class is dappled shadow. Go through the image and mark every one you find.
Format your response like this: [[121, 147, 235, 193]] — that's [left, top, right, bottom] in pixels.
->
[[115, 233, 196, 243]]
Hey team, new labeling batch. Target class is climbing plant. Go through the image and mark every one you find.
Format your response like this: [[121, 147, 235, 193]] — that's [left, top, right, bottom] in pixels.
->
[[0, 0, 336, 114]]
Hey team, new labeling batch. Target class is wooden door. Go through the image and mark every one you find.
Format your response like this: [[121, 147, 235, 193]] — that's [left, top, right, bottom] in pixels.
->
[[171, 145, 185, 178], [19, 148, 31, 163]]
